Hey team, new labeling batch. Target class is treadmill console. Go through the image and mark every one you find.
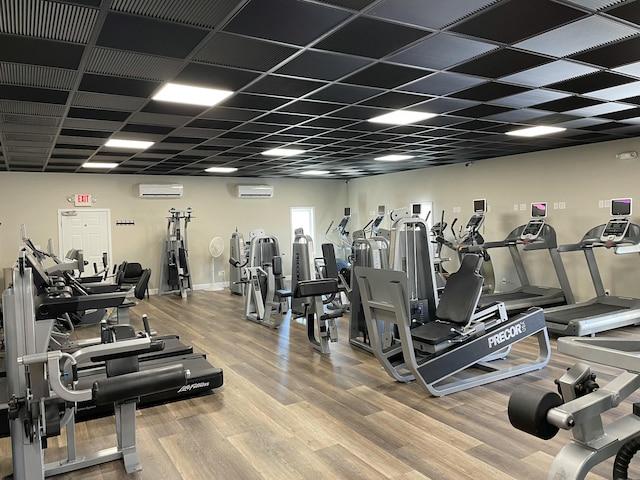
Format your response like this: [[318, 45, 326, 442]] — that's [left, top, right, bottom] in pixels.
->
[[520, 219, 545, 241], [601, 218, 630, 243]]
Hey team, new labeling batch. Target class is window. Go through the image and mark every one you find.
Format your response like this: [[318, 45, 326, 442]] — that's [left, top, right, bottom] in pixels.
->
[[290, 206, 315, 249]]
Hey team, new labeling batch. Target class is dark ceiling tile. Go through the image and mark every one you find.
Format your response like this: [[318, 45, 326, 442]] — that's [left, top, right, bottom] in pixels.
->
[[514, 16, 636, 57], [97, 12, 208, 58], [450, 0, 586, 43], [342, 63, 428, 89], [60, 128, 111, 138], [452, 82, 528, 102], [451, 104, 512, 118], [451, 49, 551, 78], [367, 0, 497, 30], [492, 89, 569, 108], [141, 101, 207, 116], [305, 117, 354, 128], [194, 33, 298, 71], [67, 107, 130, 121], [121, 124, 174, 135], [188, 118, 241, 130], [278, 100, 343, 115], [330, 105, 388, 120], [110, 0, 240, 29], [175, 63, 259, 91], [535, 97, 600, 112], [500, 60, 598, 87], [223, 94, 290, 111], [276, 50, 371, 81], [0, 34, 84, 69], [223, 0, 349, 46], [361, 92, 430, 109], [259, 112, 313, 125], [309, 83, 383, 103], [0, 85, 69, 104], [79, 74, 159, 97], [315, 17, 428, 58], [388, 33, 498, 70], [402, 72, 486, 96], [419, 97, 479, 114], [202, 107, 262, 122], [607, 2, 640, 25], [245, 75, 326, 97], [571, 37, 640, 68], [315, 0, 376, 10], [548, 71, 636, 94]]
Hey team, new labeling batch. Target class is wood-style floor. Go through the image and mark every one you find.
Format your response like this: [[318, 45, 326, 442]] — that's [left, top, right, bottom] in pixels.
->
[[1, 290, 639, 480]]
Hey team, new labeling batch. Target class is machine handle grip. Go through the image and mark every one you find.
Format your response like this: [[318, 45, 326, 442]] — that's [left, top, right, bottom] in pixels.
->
[[142, 314, 151, 336], [92, 364, 188, 405]]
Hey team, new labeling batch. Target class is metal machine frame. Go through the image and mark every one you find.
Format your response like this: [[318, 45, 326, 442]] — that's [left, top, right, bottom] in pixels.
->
[[159, 208, 193, 298]]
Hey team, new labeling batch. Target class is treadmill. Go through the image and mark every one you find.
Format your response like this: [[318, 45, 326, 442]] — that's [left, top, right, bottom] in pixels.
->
[[477, 203, 574, 313], [545, 198, 640, 336]]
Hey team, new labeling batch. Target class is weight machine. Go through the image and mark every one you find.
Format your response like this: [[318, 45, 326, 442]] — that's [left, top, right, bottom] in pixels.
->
[[229, 230, 248, 296], [159, 208, 193, 299], [4, 251, 189, 479], [291, 228, 316, 316]]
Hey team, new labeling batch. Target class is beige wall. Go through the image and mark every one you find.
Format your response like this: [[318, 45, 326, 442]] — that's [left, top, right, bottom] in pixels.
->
[[0, 172, 347, 290], [348, 136, 640, 302]]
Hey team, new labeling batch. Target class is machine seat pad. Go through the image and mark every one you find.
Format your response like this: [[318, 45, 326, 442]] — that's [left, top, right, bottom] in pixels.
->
[[320, 311, 342, 321], [276, 289, 292, 298], [435, 254, 484, 326], [411, 321, 457, 345]]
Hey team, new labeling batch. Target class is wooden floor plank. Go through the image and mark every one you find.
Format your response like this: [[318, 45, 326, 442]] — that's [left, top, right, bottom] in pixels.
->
[[3, 289, 640, 479]]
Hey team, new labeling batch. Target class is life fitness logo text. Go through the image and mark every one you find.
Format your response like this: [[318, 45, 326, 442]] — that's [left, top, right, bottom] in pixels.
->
[[488, 321, 526, 349], [178, 382, 210, 393]]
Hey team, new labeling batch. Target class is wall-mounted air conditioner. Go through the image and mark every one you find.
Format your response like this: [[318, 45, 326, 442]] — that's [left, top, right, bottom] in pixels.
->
[[138, 184, 184, 199], [236, 185, 274, 199]]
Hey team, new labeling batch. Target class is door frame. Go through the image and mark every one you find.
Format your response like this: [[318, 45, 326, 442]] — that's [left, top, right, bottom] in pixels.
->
[[58, 208, 113, 268]]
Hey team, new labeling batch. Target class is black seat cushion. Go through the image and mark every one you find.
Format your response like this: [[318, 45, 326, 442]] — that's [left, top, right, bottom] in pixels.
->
[[435, 254, 483, 326], [411, 321, 457, 345]]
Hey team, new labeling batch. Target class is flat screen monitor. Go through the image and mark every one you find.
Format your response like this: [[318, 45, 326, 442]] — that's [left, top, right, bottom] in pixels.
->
[[531, 202, 547, 218], [473, 199, 486, 213], [377, 205, 386, 216], [466, 214, 484, 229], [412, 204, 421, 215], [611, 198, 632, 216], [344, 207, 351, 217], [337, 217, 349, 230]]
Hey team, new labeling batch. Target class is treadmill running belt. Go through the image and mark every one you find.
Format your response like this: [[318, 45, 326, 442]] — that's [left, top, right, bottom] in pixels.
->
[[482, 292, 540, 302], [546, 303, 627, 324]]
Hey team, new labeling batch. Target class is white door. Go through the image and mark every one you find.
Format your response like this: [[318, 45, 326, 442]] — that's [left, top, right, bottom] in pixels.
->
[[58, 209, 112, 275]]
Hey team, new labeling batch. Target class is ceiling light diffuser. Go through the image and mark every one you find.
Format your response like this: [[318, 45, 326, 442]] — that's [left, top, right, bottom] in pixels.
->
[[205, 166, 238, 173], [105, 139, 154, 149], [506, 126, 566, 137], [262, 148, 306, 157], [375, 154, 414, 162], [152, 83, 233, 107], [300, 170, 329, 176], [368, 111, 436, 125], [82, 162, 118, 169]]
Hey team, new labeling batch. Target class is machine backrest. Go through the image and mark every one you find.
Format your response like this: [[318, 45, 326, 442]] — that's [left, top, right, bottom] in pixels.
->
[[321, 243, 339, 278], [435, 254, 484, 326], [134, 268, 151, 300], [124, 262, 143, 279]]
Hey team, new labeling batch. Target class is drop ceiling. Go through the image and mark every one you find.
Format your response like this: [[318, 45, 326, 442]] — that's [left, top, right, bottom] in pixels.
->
[[1, 0, 640, 178]]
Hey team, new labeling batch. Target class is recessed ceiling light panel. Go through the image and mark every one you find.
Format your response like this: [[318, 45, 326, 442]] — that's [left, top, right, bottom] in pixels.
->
[[375, 154, 414, 161], [105, 139, 154, 149], [205, 166, 238, 173], [368, 110, 436, 125], [153, 83, 234, 107], [82, 162, 118, 169], [300, 170, 329, 176], [262, 148, 306, 157], [506, 126, 566, 137]]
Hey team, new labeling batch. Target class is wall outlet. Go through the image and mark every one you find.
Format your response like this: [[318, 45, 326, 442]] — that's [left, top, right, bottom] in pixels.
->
[[605, 289, 611, 296], [218, 270, 225, 279]]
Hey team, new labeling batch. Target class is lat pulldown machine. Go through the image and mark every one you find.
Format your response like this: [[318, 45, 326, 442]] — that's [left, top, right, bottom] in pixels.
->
[[159, 208, 193, 298]]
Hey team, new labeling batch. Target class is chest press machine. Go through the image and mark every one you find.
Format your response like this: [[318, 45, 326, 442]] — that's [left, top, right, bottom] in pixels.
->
[[355, 254, 551, 396], [4, 252, 189, 479]]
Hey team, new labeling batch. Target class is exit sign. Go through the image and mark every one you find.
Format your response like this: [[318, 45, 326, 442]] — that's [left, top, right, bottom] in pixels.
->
[[74, 193, 92, 207]]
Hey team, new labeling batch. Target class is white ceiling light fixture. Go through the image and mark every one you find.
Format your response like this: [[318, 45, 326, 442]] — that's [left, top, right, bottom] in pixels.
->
[[368, 110, 436, 125], [300, 170, 330, 176], [205, 166, 238, 173], [82, 162, 118, 169], [375, 154, 414, 162], [105, 139, 154, 149], [152, 83, 234, 107], [506, 126, 566, 137], [262, 148, 306, 157]]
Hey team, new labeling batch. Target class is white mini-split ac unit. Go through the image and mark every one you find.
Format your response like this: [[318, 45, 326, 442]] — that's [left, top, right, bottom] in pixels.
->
[[138, 184, 184, 199], [236, 185, 274, 199]]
